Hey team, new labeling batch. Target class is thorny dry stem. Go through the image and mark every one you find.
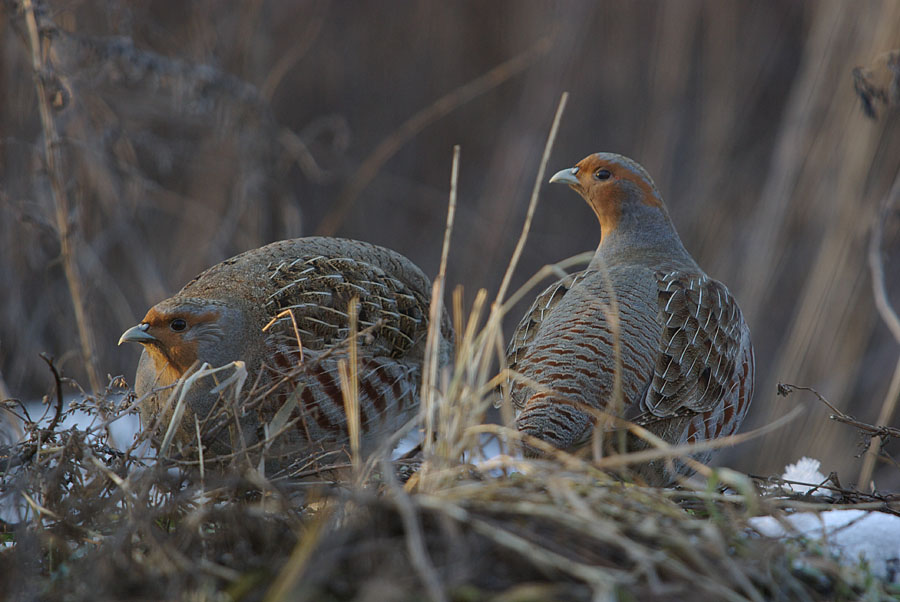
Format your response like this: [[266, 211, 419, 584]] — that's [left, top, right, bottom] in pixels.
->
[[37, 354, 64, 434], [779, 382, 900, 442], [21, 0, 102, 393], [780, 382, 900, 492]]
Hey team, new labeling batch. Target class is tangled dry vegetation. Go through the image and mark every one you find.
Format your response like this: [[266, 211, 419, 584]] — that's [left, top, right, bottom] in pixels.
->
[[2, 321, 900, 602]]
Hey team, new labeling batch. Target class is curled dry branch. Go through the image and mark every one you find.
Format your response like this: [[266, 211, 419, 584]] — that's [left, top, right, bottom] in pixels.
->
[[38, 353, 64, 434], [778, 382, 900, 485]]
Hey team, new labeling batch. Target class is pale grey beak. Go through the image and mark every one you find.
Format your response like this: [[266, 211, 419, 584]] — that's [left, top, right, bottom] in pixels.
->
[[118, 323, 156, 346], [549, 167, 579, 186]]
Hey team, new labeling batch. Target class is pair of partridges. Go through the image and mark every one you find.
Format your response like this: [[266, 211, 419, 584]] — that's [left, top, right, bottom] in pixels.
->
[[120, 153, 754, 483]]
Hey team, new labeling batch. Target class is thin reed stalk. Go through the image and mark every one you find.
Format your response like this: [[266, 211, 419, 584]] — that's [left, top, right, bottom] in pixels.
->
[[422, 146, 459, 454], [316, 37, 554, 236], [479, 92, 569, 457], [337, 299, 361, 473], [494, 92, 569, 305], [858, 174, 900, 486]]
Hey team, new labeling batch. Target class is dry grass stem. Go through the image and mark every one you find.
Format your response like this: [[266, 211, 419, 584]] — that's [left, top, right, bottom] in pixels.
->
[[262, 507, 332, 602], [422, 146, 459, 454], [337, 299, 361, 473], [382, 457, 448, 602], [494, 91, 569, 305]]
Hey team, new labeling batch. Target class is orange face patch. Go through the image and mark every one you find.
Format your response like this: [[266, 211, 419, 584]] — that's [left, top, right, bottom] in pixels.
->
[[568, 155, 664, 237], [139, 305, 220, 373], [572, 156, 624, 235]]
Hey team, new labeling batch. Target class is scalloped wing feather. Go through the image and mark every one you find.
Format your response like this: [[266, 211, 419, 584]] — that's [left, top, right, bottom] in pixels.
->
[[642, 271, 749, 418]]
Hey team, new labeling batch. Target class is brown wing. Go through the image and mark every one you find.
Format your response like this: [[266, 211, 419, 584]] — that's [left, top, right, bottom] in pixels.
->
[[502, 271, 589, 408], [263, 253, 432, 359], [641, 270, 749, 418], [251, 245, 447, 452], [179, 236, 453, 364]]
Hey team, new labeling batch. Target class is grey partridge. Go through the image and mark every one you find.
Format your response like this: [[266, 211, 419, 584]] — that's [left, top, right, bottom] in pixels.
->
[[505, 153, 754, 482], [119, 236, 453, 468]]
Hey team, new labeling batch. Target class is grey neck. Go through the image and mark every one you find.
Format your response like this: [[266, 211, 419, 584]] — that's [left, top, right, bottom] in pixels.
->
[[589, 203, 698, 271]]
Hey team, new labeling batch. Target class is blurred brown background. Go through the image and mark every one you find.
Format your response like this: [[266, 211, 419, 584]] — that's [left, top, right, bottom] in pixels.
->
[[2, 0, 899, 485]]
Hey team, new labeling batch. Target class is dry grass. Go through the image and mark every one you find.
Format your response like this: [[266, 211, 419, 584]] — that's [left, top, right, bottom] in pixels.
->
[[2, 267, 899, 600], [2, 296, 899, 601]]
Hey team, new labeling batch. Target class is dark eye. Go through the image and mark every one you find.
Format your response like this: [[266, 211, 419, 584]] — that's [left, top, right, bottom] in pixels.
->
[[595, 169, 612, 181], [170, 318, 187, 332]]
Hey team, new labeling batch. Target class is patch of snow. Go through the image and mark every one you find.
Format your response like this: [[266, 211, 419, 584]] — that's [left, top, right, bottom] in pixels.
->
[[1, 396, 144, 526], [390, 430, 423, 459], [781, 456, 834, 497], [4, 396, 141, 452], [749, 509, 900, 583]]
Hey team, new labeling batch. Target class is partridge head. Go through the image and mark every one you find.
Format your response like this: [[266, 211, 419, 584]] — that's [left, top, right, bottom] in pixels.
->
[[548, 153, 688, 266], [120, 298, 247, 388], [506, 153, 754, 483]]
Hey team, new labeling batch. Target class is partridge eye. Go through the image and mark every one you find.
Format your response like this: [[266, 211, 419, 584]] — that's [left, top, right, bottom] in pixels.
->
[[170, 318, 187, 332], [595, 169, 612, 181]]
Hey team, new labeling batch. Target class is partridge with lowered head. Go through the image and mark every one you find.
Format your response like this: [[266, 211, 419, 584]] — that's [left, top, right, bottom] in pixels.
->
[[119, 236, 453, 469]]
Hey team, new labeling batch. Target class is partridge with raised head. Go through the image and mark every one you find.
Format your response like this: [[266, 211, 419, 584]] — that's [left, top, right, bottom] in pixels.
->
[[119, 236, 453, 468], [505, 153, 754, 482]]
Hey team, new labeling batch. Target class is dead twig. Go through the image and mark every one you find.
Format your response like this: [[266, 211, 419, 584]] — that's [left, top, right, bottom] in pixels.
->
[[21, 0, 102, 393], [778, 383, 900, 450], [38, 353, 64, 434]]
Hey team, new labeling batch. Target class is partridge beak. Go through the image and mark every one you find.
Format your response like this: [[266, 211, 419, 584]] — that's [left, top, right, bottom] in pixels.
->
[[118, 323, 157, 346], [549, 167, 580, 186]]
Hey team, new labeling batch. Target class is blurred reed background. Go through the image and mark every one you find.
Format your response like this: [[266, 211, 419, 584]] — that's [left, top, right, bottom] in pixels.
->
[[1, 0, 899, 485]]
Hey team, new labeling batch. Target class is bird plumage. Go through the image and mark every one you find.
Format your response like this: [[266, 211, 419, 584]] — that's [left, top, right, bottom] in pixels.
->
[[120, 236, 452, 470], [505, 153, 754, 482]]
